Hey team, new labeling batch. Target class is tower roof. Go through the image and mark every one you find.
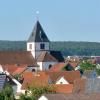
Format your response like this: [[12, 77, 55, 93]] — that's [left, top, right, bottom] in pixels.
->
[[37, 51, 58, 62], [27, 21, 50, 42]]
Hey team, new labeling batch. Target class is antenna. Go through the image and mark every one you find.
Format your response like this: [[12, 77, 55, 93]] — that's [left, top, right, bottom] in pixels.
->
[[36, 11, 39, 21]]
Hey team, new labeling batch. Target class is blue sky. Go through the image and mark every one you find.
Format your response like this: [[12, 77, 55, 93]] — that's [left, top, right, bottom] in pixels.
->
[[0, 0, 100, 42]]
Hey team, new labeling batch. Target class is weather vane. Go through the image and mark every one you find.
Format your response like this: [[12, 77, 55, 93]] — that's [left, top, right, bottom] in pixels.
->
[[36, 11, 39, 21]]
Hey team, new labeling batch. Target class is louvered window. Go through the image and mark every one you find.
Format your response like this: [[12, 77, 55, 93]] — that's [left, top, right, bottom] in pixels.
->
[[40, 44, 45, 49], [29, 44, 32, 49]]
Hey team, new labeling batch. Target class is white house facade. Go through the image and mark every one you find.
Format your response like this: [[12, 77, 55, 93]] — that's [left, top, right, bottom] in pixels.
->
[[37, 61, 57, 71], [56, 76, 69, 84], [38, 95, 48, 100]]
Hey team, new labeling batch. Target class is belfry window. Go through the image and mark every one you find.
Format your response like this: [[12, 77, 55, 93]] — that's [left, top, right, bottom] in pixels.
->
[[29, 44, 32, 49], [40, 44, 45, 49]]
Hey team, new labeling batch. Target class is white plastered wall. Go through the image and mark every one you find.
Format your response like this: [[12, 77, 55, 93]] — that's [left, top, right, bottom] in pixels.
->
[[37, 62, 57, 71], [35, 42, 50, 51], [38, 96, 48, 100], [56, 77, 69, 84], [27, 42, 50, 58]]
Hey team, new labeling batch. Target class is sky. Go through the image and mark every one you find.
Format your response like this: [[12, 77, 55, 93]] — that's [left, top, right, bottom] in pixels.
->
[[0, 0, 100, 42]]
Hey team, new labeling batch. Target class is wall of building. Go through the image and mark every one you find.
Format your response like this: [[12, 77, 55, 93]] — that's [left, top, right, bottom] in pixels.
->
[[38, 96, 48, 100], [27, 42, 35, 51], [35, 42, 50, 51], [42, 62, 57, 70], [12, 79, 22, 93], [27, 42, 50, 58], [27, 66, 39, 72], [37, 62, 43, 70], [37, 62, 57, 71], [56, 77, 69, 84]]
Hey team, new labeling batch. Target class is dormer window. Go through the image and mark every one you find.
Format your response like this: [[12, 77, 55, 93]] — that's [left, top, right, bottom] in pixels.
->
[[40, 44, 45, 49]]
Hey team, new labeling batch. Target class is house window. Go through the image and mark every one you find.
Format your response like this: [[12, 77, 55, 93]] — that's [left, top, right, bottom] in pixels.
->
[[29, 44, 32, 49], [32, 69, 35, 72], [40, 44, 45, 49], [60, 82, 63, 84], [49, 65, 52, 69]]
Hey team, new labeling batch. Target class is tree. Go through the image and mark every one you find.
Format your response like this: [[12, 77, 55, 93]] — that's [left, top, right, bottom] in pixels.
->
[[13, 74, 21, 80], [30, 85, 55, 99], [19, 85, 56, 100], [19, 94, 33, 100], [2, 83, 15, 100], [80, 60, 96, 72], [95, 68, 100, 75], [0, 92, 5, 100]]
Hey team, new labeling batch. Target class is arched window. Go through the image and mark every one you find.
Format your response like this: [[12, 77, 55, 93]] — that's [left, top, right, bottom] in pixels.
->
[[49, 65, 52, 69], [32, 69, 35, 72]]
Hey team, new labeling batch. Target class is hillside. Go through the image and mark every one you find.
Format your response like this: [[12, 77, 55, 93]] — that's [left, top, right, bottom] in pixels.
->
[[0, 40, 100, 56]]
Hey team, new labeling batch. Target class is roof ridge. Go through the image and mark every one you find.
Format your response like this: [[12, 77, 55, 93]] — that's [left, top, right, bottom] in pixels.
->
[[42, 51, 47, 62], [34, 21, 38, 42], [44, 51, 48, 59]]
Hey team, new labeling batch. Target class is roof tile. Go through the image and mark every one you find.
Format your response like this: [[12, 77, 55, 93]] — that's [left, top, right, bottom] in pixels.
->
[[27, 21, 49, 42], [0, 51, 37, 66], [37, 51, 58, 62]]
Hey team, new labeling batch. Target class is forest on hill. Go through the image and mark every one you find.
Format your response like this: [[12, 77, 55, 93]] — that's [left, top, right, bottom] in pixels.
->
[[0, 40, 100, 56]]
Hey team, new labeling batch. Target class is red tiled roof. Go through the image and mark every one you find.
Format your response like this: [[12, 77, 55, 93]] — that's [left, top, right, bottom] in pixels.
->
[[45, 71, 81, 84], [21, 71, 80, 90], [37, 51, 58, 62], [13, 67, 27, 75], [40, 93, 100, 100], [21, 71, 49, 89], [50, 63, 67, 72], [2, 64, 27, 74], [49, 62, 78, 72], [53, 84, 73, 93], [0, 51, 37, 66], [2, 65, 18, 74], [73, 78, 86, 94]]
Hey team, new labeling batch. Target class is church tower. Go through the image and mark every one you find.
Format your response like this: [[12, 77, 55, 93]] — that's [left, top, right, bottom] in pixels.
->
[[27, 21, 50, 59]]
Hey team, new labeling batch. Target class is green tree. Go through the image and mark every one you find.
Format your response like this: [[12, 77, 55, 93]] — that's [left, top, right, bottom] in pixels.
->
[[3, 83, 15, 100], [19, 94, 33, 100], [0, 92, 5, 100], [19, 85, 56, 100], [13, 74, 20, 80], [80, 60, 96, 71]]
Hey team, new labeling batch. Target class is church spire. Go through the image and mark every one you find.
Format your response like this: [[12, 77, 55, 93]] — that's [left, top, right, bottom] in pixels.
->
[[27, 21, 50, 42]]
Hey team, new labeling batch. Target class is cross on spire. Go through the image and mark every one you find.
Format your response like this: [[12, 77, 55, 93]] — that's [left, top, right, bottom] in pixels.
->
[[36, 11, 39, 21]]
